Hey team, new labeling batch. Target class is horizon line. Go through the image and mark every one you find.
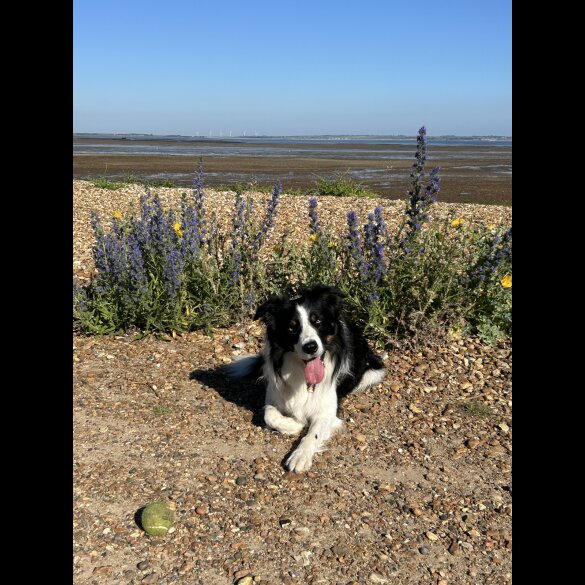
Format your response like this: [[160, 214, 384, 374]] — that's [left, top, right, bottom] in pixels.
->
[[74, 132, 512, 138]]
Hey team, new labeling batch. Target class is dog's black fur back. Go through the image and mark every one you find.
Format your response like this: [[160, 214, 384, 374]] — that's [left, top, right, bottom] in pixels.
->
[[335, 318, 385, 397]]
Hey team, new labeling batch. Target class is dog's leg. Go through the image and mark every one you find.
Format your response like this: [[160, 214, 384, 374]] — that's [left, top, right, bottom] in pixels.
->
[[352, 367, 386, 393], [264, 405, 305, 435], [285, 416, 343, 473]]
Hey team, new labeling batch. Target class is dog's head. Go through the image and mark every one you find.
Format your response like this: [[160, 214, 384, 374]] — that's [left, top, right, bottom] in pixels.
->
[[254, 285, 345, 385]]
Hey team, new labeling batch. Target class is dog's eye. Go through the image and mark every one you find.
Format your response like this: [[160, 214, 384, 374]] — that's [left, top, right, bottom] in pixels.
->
[[288, 319, 299, 331], [310, 314, 321, 325]]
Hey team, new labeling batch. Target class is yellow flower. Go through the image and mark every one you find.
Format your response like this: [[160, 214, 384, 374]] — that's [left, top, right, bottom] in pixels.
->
[[500, 274, 512, 288], [451, 218, 464, 228], [487, 224, 495, 230], [113, 210, 122, 220], [309, 234, 317, 242], [173, 222, 183, 237]]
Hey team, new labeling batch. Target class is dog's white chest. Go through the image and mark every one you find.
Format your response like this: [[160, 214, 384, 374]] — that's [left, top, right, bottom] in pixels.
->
[[272, 353, 337, 423]]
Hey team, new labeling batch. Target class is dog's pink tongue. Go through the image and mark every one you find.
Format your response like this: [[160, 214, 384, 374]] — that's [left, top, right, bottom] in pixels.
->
[[304, 358, 324, 385]]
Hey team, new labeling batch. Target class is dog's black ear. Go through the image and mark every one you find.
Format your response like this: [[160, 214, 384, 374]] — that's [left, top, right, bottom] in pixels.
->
[[306, 284, 346, 308], [253, 296, 284, 323]]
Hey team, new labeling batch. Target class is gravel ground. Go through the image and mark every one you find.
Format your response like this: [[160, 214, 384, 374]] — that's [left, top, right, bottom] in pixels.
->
[[73, 181, 512, 584]]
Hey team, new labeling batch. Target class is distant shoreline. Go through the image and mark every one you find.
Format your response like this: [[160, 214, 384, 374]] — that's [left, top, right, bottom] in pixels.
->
[[74, 133, 512, 148]]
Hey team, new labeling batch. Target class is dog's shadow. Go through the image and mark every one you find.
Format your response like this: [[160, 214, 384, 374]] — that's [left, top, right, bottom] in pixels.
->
[[189, 366, 266, 427]]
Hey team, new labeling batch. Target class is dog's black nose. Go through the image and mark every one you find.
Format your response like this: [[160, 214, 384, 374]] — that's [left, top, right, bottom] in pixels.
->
[[302, 340, 318, 355]]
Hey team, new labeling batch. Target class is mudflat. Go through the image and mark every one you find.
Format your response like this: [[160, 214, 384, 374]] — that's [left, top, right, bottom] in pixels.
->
[[73, 139, 511, 205]]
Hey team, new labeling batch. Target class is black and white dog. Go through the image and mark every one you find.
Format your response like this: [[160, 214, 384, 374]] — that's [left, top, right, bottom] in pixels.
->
[[224, 284, 385, 472]]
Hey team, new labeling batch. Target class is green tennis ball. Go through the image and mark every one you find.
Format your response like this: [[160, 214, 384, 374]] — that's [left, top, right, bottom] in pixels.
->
[[141, 501, 175, 536]]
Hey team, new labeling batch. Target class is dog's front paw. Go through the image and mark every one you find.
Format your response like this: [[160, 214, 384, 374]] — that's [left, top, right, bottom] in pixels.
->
[[264, 406, 305, 436], [278, 418, 305, 436], [286, 444, 314, 473]]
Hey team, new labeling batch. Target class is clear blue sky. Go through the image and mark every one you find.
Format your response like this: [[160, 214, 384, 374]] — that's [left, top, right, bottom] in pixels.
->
[[73, 0, 511, 136]]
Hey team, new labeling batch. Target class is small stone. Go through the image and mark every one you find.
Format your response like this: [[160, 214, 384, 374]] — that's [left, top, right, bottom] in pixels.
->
[[379, 484, 396, 493], [355, 434, 367, 442], [137, 561, 150, 570], [195, 505, 208, 515], [142, 573, 158, 584], [283, 472, 303, 482], [235, 576, 254, 585], [426, 531, 439, 541], [293, 550, 313, 566], [180, 561, 195, 573], [331, 543, 350, 557], [466, 438, 480, 449], [279, 517, 292, 527], [369, 572, 388, 583], [498, 423, 510, 432], [390, 383, 402, 392], [418, 546, 430, 555], [293, 526, 311, 537], [460, 382, 473, 390], [448, 541, 461, 556], [93, 566, 113, 575], [408, 403, 422, 414], [234, 570, 251, 579], [236, 476, 248, 486], [438, 580, 448, 585]]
